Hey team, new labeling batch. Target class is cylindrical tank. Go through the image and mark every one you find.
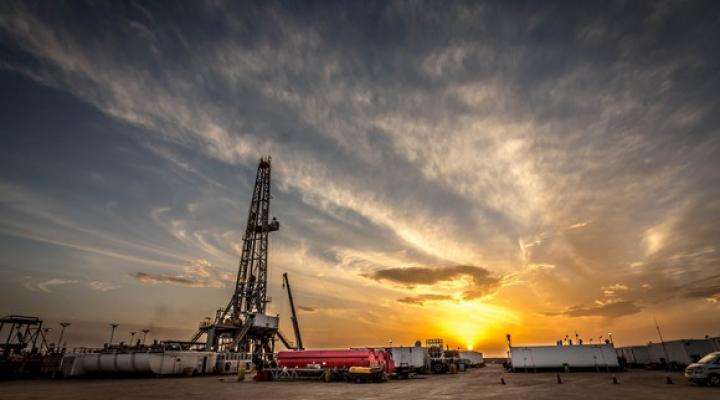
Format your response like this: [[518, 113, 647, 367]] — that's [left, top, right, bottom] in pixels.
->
[[278, 349, 394, 373]]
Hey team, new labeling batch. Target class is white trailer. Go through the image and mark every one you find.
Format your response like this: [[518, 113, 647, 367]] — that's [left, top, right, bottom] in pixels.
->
[[617, 347, 634, 364], [459, 351, 485, 367], [709, 337, 720, 352], [61, 351, 217, 377], [617, 346, 650, 366], [630, 346, 650, 365], [509, 344, 619, 371], [389, 346, 429, 376], [647, 339, 715, 368]]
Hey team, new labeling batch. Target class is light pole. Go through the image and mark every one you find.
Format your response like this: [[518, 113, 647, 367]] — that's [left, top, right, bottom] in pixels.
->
[[608, 332, 614, 345], [141, 329, 150, 346], [58, 322, 70, 353], [130, 331, 137, 346], [109, 323, 119, 344]]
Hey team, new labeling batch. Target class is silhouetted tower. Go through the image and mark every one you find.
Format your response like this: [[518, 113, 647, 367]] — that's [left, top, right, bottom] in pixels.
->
[[191, 157, 280, 365], [231, 156, 279, 320]]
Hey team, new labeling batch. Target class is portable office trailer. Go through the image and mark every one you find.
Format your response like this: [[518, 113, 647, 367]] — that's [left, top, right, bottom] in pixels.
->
[[509, 344, 619, 371], [459, 351, 485, 367], [647, 339, 715, 367]]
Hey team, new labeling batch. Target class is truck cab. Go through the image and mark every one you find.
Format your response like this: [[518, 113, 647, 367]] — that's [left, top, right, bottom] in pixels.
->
[[685, 352, 720, 386]]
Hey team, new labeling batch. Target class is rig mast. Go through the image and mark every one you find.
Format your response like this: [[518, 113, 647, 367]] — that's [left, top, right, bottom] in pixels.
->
[[191, 156, 280, 365]]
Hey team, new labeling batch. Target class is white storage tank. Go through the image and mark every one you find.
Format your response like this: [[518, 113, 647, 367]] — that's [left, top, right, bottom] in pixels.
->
[[61, 351, 216, 377], [509, 344, 619, 370]]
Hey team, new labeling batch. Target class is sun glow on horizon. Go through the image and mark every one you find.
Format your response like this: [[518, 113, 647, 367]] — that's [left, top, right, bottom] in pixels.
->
[[432, 300, 520, 352]]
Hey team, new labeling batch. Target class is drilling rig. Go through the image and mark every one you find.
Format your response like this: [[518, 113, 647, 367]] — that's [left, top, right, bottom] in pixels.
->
[[190, 156, 280, 366]]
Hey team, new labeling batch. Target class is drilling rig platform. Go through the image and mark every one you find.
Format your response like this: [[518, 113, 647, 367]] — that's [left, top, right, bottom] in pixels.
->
[[190, 156, 281, 367]]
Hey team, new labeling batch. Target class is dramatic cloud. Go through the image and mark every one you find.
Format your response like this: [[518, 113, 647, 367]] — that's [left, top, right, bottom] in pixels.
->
[[367, 265, 502, 301], [367, 265, 499, 287], [132, 259, 233, 288], [397, 294, 454, 306], [0, 1, 719, 352], [546, 301, 643, 319]]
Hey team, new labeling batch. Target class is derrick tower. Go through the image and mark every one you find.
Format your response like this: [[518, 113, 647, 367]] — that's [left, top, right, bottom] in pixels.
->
[[191, 156, 280, 365]]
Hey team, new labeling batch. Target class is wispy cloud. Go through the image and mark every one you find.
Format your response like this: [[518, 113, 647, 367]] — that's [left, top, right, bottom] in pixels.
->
[[25, 278, 79, 293], [132, 259, 233, 288], [544, 301, 643, 319], [1, 1, 719, 351], [87, 281, 120, 292]]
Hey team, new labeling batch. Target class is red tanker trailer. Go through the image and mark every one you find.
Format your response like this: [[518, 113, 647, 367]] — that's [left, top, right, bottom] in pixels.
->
[[277, 348, 394, 382]]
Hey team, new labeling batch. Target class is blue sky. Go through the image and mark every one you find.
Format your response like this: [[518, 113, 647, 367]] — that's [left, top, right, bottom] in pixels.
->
[[1, 1, 719, 354]]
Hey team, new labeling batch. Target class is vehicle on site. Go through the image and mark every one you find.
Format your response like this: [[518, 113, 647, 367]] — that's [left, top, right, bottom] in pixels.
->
[[425, 339, 462, 373], [685, 352, 720, 386]]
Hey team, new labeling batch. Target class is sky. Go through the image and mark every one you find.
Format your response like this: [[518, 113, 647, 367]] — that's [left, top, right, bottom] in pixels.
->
[[1, 1, 719, 356]]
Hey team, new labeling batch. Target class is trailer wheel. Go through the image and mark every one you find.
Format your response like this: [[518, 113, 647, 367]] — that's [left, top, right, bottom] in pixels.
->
[[432, 362, 445, 374], [708, 374, 720, 387]]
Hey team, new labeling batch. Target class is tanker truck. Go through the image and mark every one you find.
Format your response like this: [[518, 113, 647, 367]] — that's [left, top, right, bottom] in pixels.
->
[[274, 348, 394, 382]]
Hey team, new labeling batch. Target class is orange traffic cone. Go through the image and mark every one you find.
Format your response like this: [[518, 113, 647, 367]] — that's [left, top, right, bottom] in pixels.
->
[[500, 377, 506, 385], [666, 375, 673, 384], [612, 374, 618, 384], [557, 373, 562, 384]]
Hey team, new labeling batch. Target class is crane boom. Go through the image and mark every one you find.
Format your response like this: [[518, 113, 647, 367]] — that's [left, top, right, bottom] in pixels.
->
[[283, 272, 304, 350]]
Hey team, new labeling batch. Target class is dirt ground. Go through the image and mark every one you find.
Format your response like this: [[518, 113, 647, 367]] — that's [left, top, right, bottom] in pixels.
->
[[0, 365, 715, 400]]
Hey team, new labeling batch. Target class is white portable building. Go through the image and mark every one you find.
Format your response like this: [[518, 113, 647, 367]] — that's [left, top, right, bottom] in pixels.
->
[[629, 345, 650, 365], [647, 339, 715, 367], [709, 337, 720, 352], [509, 344, 619, 370], [617, 346, 650, 366], [459, 351, 485, 367]]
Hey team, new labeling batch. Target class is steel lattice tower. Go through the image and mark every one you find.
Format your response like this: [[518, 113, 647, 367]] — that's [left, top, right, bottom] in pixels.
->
[[191, 157, 279, 365], [232, 156, 277, 318]]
